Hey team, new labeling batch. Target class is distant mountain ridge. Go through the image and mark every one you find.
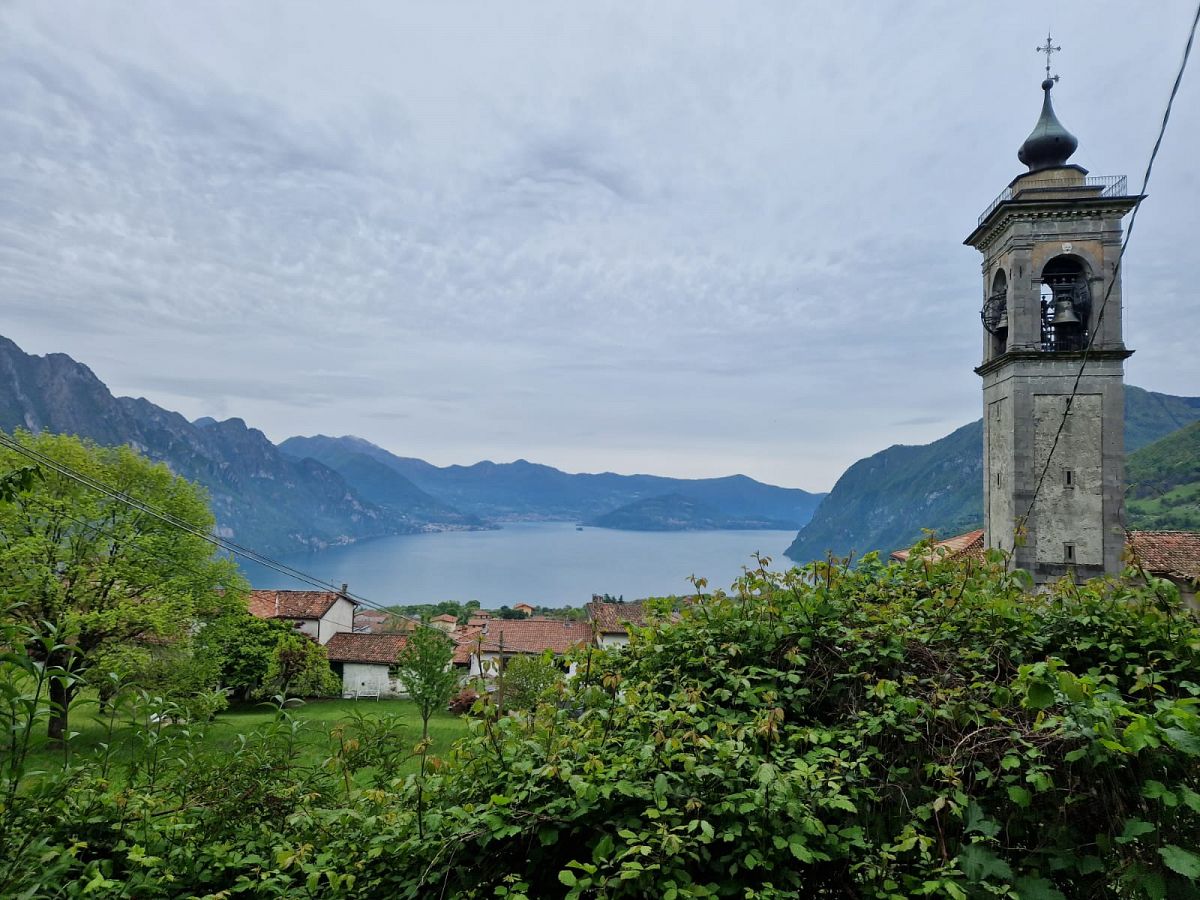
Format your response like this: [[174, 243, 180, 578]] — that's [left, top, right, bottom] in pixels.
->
[[0, 336, 466, 554], [785, 386, 1200, 563], [0, 336, 823, 557], [279, 435, 825, 528], [585, 493, 797, 531]]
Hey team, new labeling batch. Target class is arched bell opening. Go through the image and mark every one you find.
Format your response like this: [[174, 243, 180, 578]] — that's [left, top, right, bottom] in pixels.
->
[[982, 270, 1009, 357], [1039, 255, 1090, 352]]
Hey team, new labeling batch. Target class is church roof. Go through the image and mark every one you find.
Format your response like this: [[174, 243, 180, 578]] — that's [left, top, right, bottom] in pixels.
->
[[1017, 79, 1079, 172]]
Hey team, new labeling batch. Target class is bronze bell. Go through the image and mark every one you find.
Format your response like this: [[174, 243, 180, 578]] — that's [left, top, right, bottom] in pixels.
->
[[1051, 295, 1081, 326], [996, 305, 1009, 332]]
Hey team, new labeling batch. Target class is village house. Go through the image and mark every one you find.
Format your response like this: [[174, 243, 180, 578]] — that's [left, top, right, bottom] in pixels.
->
[[585, 598, 649, 649], [889, 530, 986, 565], [462, 618, 592, 679], [247, 587, 356, 645], [1127, 531, 1200, 609], [513, 602, 536, 617], [352, 609, 415, 634], [325, 632, 410, 699], [430, 613, 459, 633]]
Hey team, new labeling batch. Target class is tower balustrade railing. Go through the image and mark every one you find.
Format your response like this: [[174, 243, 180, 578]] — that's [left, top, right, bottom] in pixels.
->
[[977, 174, 1128, 226]]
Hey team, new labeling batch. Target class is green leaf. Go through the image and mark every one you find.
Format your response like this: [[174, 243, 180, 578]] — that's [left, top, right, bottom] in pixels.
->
[[959, 844, 1013, 882], [1007, 786, 1032, 808], [1159, 845, 1200, 878], [558, 870, 577, 887], [1025, 682, 1055, 710], [1116, 818, 1155, 844]]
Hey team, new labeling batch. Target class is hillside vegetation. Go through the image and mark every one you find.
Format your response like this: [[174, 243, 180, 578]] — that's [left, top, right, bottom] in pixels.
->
[[7, 553, 1200, 897], [787, 386, 1200, 562], [1127, 421, 1200, 531], [585, 492, 795, 531]]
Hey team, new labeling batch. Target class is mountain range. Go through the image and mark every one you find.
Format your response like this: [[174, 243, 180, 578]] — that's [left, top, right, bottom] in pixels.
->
[[0, 336, 823, 555], [784, 386, 1200, 563], [277, 435, 825, 528]]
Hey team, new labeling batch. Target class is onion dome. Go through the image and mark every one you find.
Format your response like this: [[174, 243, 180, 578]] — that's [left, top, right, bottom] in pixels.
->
[[1017, 79, 1078, 171]]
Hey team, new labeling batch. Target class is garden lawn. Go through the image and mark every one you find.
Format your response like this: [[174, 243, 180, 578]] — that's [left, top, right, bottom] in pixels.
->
[[25, 697, 469, 780]]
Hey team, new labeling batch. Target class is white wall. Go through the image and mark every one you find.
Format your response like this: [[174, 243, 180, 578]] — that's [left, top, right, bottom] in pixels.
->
[[317, 597, 357, 645], [341, 662, 407, 698], [596, 633, 629, 649]]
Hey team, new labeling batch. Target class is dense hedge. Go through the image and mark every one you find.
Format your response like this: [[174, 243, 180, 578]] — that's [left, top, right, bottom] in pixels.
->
[[4, 548, 1200, 898]]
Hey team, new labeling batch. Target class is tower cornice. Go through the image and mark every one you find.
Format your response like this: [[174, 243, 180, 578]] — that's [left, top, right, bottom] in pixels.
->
[[974, 347, 1134, 378], [965, 195, 1143, 252]]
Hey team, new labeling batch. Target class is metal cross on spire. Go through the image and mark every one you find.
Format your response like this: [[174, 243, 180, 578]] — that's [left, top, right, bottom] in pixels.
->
[[1037, 31, 1061, 82]]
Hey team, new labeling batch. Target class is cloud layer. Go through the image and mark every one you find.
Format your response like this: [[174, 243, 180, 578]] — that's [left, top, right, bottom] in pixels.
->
[[2, 1, 1197, 489]]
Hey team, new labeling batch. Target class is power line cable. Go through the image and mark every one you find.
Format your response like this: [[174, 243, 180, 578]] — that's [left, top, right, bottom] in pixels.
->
[[1016, 1, 1200, 540]]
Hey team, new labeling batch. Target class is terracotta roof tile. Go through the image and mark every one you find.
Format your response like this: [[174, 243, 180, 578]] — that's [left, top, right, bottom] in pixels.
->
[[1127, 531, 1200, 582], [432, 614, 458, 623], [248, 590, 351, 620], [476, 618, 591, 654], [891, 529, 986, 564], [586, 600, 649, 634], [325, 632, 407, 665]]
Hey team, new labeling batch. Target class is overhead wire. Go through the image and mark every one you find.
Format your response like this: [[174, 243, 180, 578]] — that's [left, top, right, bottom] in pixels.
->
[[1015, 0, 1200, 541]]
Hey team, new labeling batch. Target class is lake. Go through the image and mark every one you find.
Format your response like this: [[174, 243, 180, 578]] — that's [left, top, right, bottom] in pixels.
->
[[243, 522, 800, 608]]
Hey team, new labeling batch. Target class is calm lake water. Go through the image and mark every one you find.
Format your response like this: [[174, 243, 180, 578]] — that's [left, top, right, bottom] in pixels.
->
[[243, 522, 799, 608]]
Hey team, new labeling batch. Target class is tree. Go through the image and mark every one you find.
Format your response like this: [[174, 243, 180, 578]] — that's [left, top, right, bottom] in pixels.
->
[[501, 653, 562, 711], [0, 431, 245, 739], [195, 611, 297, 701], [391, 626, 457, 741], [262, 633, 338, 699]]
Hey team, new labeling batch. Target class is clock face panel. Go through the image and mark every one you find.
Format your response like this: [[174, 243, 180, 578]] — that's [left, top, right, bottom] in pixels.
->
[[981, 292, 1007, 335]]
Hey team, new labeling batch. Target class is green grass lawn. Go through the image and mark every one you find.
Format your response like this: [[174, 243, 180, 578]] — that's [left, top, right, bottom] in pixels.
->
[[24, 696, 470, 780]]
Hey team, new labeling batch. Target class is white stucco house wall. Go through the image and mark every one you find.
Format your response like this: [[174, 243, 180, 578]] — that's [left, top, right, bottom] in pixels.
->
[[247, 588, 357, 645], [325, 632, 410, 698]]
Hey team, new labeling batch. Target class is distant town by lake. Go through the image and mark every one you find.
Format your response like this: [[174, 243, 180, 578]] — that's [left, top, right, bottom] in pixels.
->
[[242, 521, 799, 608]]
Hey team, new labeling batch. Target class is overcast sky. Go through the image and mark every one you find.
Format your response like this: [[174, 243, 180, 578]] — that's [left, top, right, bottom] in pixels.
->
[[2, 2, 1197, 491]]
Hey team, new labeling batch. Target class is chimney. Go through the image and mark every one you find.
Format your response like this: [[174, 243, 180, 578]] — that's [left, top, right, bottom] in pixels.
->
[[339, 583, 348, 597]]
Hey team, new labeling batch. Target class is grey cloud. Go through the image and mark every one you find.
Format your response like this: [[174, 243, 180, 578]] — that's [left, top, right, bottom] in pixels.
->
[[1, 1, 1197, 490]]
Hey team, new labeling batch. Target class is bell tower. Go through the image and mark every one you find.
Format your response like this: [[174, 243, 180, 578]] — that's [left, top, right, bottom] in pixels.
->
[[964, 41, 1140, 584]]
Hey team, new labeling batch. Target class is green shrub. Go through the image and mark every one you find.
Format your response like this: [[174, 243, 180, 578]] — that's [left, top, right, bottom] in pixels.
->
[[4, 549, 1200, 898], [502, 652, 564, 712]]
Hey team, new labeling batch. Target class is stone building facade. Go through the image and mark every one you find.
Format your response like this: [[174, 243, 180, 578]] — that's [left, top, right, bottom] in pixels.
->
[[964, 74, 1139, 584]]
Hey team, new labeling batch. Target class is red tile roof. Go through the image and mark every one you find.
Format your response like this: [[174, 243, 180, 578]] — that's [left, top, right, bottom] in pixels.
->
[[890, 529, 986, 564], [1127, 531, 1200, 582], [586, 600, 649, 634], [432, 614, 458, 623], [248, 590, 350, 620], [451, 627, 484, 665], [476, 618, 591, 654], [325, 632, 408, 665]]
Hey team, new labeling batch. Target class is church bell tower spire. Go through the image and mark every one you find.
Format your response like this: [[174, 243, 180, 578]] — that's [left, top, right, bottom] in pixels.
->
[[964, 40, 1141, 584]]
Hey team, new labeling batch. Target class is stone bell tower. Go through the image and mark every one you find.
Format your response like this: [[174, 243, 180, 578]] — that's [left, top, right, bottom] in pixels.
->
[[963, 41, 1140, 584]]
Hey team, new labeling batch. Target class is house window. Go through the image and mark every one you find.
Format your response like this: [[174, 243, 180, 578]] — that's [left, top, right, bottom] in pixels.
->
[[1063, 542, 1076, 564], [1063, 468, 1074, 489]]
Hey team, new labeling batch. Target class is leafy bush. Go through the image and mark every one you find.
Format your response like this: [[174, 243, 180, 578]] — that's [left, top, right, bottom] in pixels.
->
[[261, 633, 339, 699], [501, 652, 564, 711], [4, 549, 1200, 898], [448, 687, 480, 714]]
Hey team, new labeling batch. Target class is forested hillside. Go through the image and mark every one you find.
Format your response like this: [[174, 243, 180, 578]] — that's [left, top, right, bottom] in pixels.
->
[[1127, 421, 1200, 531], [786, 386, 1200, 562]]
